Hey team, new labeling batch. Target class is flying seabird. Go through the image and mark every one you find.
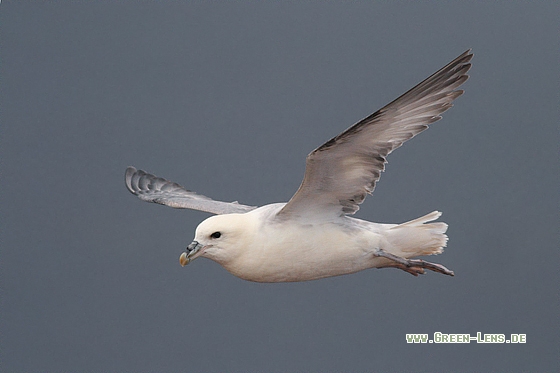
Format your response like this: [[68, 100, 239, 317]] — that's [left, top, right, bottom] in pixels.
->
[[125, 50, 472, 282]]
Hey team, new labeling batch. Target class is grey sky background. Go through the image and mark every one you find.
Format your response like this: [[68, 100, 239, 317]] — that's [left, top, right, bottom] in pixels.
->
[[2, 2, 558, 372]]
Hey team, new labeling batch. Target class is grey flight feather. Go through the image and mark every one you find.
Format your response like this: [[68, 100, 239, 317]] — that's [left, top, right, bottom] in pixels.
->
[[278, 49, 473, 219], [125, 167, 257, 215]]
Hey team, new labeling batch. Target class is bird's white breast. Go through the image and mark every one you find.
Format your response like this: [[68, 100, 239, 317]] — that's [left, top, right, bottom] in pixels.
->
[[223, 207, 384, 282]]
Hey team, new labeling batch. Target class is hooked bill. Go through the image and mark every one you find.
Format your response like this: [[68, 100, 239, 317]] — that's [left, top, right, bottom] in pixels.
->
[[179, 252, 190, 266]]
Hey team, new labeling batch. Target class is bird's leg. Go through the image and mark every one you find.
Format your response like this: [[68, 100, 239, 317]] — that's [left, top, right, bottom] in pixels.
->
[[373, 248, 454, 276]]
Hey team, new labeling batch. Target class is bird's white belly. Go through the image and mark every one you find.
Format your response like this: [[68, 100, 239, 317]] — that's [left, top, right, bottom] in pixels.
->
[[227, 222, 383, 282]]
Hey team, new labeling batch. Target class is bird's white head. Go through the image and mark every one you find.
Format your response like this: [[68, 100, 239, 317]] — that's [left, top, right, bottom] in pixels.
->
[[179, 213, 254, 267]]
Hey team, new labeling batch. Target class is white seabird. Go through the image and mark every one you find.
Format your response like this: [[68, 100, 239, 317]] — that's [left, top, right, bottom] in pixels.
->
[[125, 50, 472, 282]]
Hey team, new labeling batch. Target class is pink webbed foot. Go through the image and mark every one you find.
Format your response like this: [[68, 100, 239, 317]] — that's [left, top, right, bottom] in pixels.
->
[[374, 248, 454, 276]]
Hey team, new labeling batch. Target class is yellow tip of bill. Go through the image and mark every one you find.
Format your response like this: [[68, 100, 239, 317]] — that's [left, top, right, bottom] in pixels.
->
[[179, 252, 190, 266]]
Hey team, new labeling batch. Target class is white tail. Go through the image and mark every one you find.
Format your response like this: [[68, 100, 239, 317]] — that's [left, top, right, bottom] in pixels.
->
[[386, 211, 448, 258]]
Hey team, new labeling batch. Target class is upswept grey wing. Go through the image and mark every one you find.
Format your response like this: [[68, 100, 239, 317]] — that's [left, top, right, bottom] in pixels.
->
[[125, 167, 257, 215], [279, 50, 473, 219]]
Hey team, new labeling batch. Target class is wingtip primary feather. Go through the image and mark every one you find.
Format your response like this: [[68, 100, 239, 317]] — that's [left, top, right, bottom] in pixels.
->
[[125, 166, 138, 194]]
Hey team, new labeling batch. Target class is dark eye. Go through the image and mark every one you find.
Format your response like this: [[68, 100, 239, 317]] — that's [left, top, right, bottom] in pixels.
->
[[210, 232, 221, 239]]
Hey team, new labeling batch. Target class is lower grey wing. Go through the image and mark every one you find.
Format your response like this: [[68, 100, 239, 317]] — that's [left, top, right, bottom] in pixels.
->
[[125, 167, 257, 215]]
